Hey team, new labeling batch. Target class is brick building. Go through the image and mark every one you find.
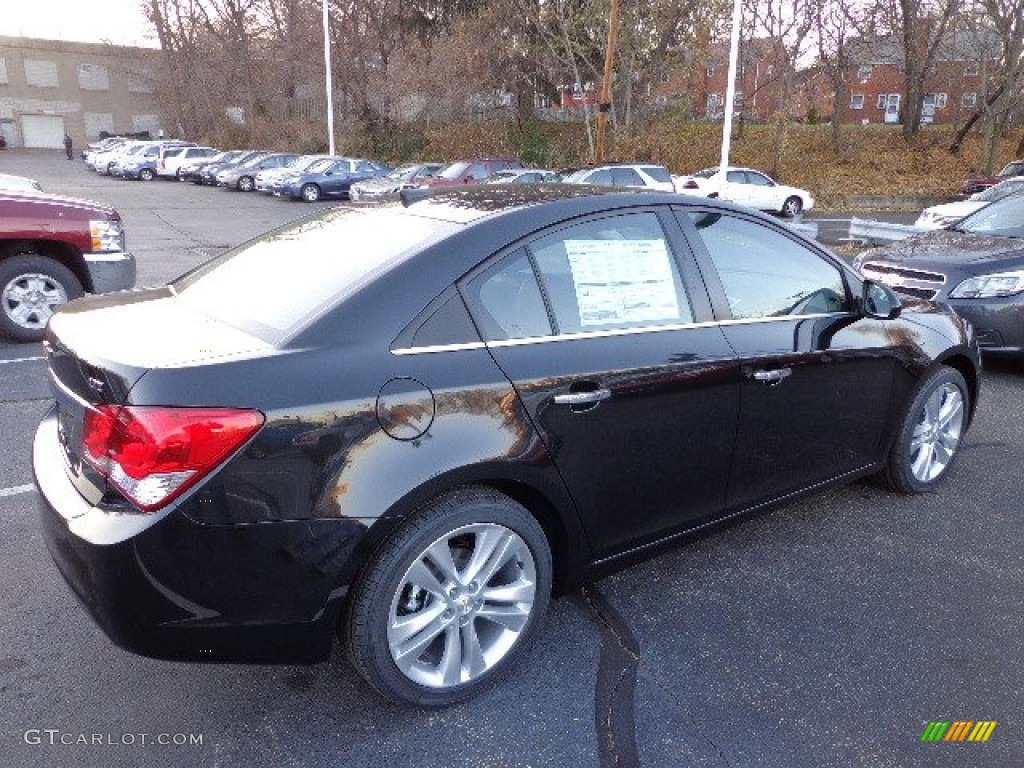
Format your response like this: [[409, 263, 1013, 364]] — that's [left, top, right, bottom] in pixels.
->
[[650, 38, 799, 122], [840, 32, 999, 126], [649, 30, 999, 127], [0, 35, 164, 149]]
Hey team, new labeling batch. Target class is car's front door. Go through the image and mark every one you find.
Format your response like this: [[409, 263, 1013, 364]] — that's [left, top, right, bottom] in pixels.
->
[[461, 209, 742, 557], [322, 161, 351, 196], [741, 171, 780, 211], [722, 170, 751, 206], [680, 209, 897, 510]]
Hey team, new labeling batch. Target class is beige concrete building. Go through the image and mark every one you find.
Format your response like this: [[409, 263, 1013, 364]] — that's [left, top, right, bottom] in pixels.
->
[[0, 35, 165, 149]]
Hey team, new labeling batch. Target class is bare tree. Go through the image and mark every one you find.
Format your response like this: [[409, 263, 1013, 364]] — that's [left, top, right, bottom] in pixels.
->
[[744, 0, 815, 177], [869, 0, 963, 138], [948, 0, 1024, 169], [812, 0, 863, 150]]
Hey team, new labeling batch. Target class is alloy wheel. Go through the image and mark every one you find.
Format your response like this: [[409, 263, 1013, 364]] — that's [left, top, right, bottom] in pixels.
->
[[386, 522, 537, 689], [909, 382, 964, 482]]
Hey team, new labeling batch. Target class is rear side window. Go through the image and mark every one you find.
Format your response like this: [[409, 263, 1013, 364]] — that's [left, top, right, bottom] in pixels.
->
[[611, 168, 644, 187], [464, 212, 694, 341], [641, 166, 672, 183], [464, 251, 551, 341], [530, 212, 693, 333]]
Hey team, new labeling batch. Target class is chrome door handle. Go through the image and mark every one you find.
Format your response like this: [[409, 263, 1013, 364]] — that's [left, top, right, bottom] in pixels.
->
[[751, 368, 792, 384], [553, 388, 612, 405]]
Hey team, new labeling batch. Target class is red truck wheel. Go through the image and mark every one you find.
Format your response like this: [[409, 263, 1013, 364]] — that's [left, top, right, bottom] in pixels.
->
[[0, 254, 83, 342]]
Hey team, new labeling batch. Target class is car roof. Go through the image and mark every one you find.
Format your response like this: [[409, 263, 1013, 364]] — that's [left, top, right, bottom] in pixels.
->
[[400, 184, 680, 225]]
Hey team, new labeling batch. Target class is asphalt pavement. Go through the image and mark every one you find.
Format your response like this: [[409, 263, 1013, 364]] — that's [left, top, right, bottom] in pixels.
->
[[0, 150, 1020, 768]]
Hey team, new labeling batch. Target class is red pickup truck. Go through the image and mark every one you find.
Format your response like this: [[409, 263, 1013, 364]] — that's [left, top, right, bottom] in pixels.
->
[[1, 190, 135, 341], [960, 159, 1024, 196]]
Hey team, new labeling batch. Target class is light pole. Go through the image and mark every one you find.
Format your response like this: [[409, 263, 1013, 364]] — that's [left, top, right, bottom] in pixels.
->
[[595, 0, 620, 163], [718, 0, 743, 186], [322, 0, 335, 155]]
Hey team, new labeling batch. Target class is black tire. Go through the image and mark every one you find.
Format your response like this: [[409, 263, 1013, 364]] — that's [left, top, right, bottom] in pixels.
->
[[300, 183, 321, 202], [882, 367, 969, 493], [782, 195, 803, 216], [139, 168, 155, 181], [346, 487, 552, 707], [238, 176, 254, 192], [0, 254, 83, 342]]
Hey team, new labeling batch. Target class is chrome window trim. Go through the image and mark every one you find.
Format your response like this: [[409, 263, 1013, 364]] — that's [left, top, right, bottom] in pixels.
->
[[391, 312, 849, 355]]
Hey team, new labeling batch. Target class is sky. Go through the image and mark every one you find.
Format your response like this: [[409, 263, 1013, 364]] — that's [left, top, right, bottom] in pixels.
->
[[0, 0, 156, 48]]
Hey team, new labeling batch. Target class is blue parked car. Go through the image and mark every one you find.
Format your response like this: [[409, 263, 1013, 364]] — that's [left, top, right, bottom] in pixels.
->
[[276, 158, 390, 202]]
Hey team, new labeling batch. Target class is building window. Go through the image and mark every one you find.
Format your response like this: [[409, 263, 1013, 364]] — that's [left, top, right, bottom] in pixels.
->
[[936, 92, 947, 108], [83, 112, 114, 139], [850, 94, 865, 109], [706, 65, 715, 78], [962, 92, 977, 108], [857, 65, 873, 80], [708, 93, 723, 107], [876, 94, 887, 109], [78, 64, 110, 91], [127, 70, 155, 93], [24, 59, 59, 88], [734, 92, 745, 105], [964, 61, 980, 76], [659, 71, 670, 83]]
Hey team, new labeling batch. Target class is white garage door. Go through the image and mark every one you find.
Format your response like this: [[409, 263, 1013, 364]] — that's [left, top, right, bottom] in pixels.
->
[[21, 114, 66, 148]]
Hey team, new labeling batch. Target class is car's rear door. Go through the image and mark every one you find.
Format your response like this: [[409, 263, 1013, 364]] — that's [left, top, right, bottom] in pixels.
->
[[460, 208, 742, 557], [678, 208, 897, 510]]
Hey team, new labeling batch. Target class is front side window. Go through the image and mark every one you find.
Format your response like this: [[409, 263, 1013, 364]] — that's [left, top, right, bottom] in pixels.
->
[[687, 211, 850, 319]]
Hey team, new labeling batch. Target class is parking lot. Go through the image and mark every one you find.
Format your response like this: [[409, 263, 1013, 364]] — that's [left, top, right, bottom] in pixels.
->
[[1, 150, 1022, 767]]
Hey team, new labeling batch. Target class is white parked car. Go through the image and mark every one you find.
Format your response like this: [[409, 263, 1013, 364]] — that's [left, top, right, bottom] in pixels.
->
[[915, 176, 1024, 229], [674, 166, 814, 216], [0, 172, 42, 192], [157, 145, 218, 179], [561, 163, 675, 192]]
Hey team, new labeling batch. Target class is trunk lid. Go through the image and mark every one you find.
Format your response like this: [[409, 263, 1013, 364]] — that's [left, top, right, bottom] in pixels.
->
[[44, 287, 273, 504]]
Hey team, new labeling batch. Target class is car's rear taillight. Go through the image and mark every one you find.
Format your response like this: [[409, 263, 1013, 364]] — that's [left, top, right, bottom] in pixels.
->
[[81, 406, 264, 512]]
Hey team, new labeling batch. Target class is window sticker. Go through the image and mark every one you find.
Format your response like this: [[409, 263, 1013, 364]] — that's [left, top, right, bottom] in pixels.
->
[[564, 239, 680, 327]]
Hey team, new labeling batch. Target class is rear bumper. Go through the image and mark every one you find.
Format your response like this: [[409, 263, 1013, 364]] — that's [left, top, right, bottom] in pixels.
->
[[34, 409, 371, 664], [83, 251, 136, 294]]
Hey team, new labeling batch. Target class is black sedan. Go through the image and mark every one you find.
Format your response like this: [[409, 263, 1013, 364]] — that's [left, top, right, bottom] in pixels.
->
[[35, 186, 980, 707], [855, 193, 1024, 356]]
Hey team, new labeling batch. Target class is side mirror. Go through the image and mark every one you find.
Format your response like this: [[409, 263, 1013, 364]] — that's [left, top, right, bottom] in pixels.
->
[[861, 279, 902, 320]]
